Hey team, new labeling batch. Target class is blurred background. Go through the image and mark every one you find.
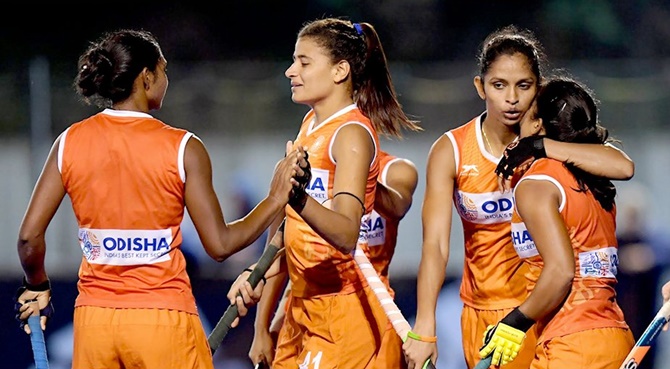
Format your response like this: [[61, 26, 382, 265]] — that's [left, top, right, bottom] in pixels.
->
[[2, 1, 670, 368]]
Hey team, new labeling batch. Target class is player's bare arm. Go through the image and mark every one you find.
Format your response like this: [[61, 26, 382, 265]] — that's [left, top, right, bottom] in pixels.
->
[[514, 179, 573, 319], [544, 140, 634, 180], [297, 123, 374, 253], [404, 135, 456, 368]]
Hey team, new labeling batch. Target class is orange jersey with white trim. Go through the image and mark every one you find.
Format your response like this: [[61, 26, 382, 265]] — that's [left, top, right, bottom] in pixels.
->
[[366, 151, 400, 297], [59, 109, 197, 314], [511, 158, 628, 341], [446, 114, 527, 309], [284, 104, 380, 298]]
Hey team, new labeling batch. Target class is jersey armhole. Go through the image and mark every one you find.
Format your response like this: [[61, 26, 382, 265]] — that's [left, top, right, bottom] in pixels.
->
[[57, 127, 70, 174], [445, 131, 459, 172], [514, 174, 567, 212], [329, 121, 378, 167], [178, 132, 195, 183]]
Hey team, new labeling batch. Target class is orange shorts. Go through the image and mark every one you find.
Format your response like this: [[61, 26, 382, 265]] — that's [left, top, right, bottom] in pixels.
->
[[273, 286, 388, 369], [72, 306, 213, 369], [531, 327, 634, 369], [372, 323, 407, 369], [461, 305, 537, 369]]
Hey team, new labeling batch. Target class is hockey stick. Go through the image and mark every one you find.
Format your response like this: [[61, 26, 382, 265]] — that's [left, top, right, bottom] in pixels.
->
[[352, 247, 436, 369], [618, 299, 670, 369], [473, 355, 492, 369], [27, 300, 49, 369], [207, 219, 286, 355]]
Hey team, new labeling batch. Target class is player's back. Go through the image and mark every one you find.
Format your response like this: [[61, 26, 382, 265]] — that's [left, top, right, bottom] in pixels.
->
[[60, 109, 198, 314]]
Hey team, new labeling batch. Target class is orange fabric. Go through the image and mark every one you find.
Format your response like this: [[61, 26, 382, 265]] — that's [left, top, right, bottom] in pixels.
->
[[365, 150, 400, 297], [72, 306, 213, 369], [461, 305, 537, 369], [284, 104, 380, 298], [60, 109, 197, 314], [447, 114, 528, 310], [511, 158, 628, 342], [530, 327, 634, 369], [273, 287, 388, 369], [373, 325, 407, 369]]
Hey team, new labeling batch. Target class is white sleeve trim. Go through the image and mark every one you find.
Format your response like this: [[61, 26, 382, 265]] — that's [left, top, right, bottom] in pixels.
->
[[57, 127, 70, 174], [178, 132, 194, 183], [445, 131, 459, 171], [379, 158, 402, 186], [329, 121, 378, 167], [514, 174, 566, 212]]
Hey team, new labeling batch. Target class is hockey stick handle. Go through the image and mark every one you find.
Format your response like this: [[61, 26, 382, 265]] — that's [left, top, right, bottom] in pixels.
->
[[28, 301, 49, 369], [473, 355, 493, 369], [618, 299, 670, 369], [353, 247, 436, 369], [208, 219, 286, 354]]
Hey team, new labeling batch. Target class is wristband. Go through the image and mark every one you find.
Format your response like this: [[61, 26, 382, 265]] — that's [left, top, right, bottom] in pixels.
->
[[23, 277, 51, 291], [406, 331, 437, 343], [243, 268, 266, 285], [500, 307, 535, 332]]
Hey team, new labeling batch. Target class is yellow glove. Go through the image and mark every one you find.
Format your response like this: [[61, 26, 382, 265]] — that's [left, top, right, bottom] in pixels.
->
[[478, 307, 534, 367]]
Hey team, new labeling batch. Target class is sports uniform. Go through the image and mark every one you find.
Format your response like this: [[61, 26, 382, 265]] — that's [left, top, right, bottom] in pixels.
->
[[274, 104, 388, 369], [368, 151, 408, 369], [59, 109, 212, 369], [446, 113, 536, 369], [511, 158, 633, 369]]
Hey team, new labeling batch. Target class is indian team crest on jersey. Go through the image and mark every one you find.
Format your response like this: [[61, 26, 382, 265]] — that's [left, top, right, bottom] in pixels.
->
[[306, 168, 329, 203], [454, 190, 514, 224], [511, 222, 539, 258], [579, 247, 618, 278]]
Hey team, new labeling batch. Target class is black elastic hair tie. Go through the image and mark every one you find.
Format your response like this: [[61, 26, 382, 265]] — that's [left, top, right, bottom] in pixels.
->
[[243, 267, 266, 285], [332, 191, 366, 213]]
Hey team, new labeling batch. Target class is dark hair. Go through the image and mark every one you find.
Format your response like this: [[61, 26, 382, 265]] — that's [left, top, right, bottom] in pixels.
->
[[74, 29, 164, 108], [298, 18, 421, 138], [535, 75, 617, 211], [477, 25, 547, 85]]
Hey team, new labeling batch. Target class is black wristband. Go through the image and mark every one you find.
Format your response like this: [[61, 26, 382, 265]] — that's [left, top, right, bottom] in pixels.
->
[[22, 277, 51, 291], [243, 268, 266, 285], [289, 189, 308, 213], [501, 307, 535, 332]]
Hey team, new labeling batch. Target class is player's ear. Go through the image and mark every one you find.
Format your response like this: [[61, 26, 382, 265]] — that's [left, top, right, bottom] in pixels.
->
[[332, 60, 350, 84], [474, 76, 485, 100]]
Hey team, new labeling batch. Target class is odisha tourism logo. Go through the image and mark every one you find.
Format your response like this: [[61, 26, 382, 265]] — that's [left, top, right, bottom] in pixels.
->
[[80, 230, 101, 261]]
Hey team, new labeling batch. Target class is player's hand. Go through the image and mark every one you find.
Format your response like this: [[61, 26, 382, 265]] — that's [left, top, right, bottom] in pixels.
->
[[479, 307, 534, 366], [268, 141, 310, 207], [402, 327, 437, 369], [663, 281, 670, 331], [14, 278, 54, 334], [227, 268, 265, 328], [288, 143, 311, 213], [495, 136, 546, 190], [249, 328, 276, 368]]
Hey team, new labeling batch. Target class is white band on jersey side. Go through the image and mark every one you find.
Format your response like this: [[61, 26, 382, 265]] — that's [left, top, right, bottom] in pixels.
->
[[514, 174, 567, 212], [178, 132, 195, 183]]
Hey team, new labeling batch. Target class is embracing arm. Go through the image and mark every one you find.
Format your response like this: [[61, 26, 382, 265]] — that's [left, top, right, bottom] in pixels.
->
[[544, 140, 634, 180], [514, 179, 574, 320], [295, 124, 374, 253], [18, 134, 66, 285], [374, 158, 418, 220], [184, 138, 303, 261]]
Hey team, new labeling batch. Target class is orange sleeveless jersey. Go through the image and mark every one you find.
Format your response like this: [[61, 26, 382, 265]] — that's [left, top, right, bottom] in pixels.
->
[[59, 109, 198, 314], [511, 158, 628, 342], [284, 104, 380, 298], [365, 151, 401, 297], [446, 114, 527, 309]]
